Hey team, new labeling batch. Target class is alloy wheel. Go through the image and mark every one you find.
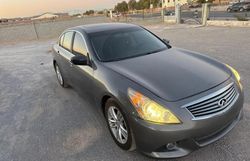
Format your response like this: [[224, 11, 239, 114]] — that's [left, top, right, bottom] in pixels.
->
[[107, 106, 128, 144]]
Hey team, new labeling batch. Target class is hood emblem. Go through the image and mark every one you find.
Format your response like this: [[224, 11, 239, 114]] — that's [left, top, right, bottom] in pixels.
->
[[218, 98, 227, 107]]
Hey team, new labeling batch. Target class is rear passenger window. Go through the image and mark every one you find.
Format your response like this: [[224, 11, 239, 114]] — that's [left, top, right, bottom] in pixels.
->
[[63, 32, 74, 51], [72, 33, 87, 56], [59, 34, 64, 46]]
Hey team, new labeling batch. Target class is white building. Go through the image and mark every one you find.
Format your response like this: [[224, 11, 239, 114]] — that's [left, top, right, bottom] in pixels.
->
[[32, 13, 59, 20], [162, 0, 189, 8]]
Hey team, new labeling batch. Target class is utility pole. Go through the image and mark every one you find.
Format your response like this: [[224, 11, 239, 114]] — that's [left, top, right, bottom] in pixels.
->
[[175, 4, 181, 24], [161, 0, 164, 21], [150, 0, 153, 17], [109, 10, 113, 19]]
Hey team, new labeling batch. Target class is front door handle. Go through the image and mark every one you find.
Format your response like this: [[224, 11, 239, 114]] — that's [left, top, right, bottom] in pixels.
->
[[69, 60, 73, 67]]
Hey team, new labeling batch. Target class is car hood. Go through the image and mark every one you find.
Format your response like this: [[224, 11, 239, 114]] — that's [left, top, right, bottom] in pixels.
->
[[104, 48, 230, 102]]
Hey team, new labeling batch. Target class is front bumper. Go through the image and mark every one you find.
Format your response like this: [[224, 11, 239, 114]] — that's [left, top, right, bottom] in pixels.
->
[[128, 81, 244, 158]]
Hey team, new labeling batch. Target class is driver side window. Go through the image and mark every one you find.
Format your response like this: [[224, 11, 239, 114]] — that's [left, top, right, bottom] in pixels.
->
[[72, 32, 88, 56], [62, 31, 74, 51]]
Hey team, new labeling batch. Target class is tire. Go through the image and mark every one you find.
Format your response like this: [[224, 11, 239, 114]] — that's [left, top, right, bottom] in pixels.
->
[[239, 8, 244, 12], [104, 98, 136, 151], [54, 63, 69, 88], [227, 8, 232, 12]]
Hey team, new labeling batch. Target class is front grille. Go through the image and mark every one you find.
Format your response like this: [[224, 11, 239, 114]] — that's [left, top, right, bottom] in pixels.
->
[[184, 83, 238, 119]]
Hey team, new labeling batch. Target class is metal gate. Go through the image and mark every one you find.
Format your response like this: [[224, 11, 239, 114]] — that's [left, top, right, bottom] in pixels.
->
[[181, 6, 202, 24]]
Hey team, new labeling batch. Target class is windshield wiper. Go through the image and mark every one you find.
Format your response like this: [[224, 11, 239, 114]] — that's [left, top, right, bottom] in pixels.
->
[[143, 47, 167, 56], [104, 47, 168, 62]]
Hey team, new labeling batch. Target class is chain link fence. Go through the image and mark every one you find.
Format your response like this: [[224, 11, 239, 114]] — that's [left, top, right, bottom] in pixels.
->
[[0, 16, 110, 42], [179, 4, 250, 24], [110, 8, 163, 24]]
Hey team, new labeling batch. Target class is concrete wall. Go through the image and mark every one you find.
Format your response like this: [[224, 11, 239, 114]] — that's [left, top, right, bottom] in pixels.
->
[[207, 20, 250, 27], [0, 16, 110, 43]]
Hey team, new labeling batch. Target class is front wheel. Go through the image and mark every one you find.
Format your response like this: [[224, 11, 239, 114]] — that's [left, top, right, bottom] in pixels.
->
[[227, 8, 232, 12], [54, 63, 69, 88], [105, 99, 136, 151], [239, 8, 244, 12]]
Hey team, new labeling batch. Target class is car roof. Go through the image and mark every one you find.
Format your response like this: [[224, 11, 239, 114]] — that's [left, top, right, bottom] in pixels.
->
[[68, 23, 141, 34], [234, 2, 246, 4]]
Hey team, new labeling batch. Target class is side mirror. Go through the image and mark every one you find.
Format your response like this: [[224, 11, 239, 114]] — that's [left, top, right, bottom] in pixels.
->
[[162, 39, 170, 44], [70, 55, 88, 65]]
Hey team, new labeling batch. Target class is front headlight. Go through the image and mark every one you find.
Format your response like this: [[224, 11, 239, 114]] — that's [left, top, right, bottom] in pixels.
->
[[128, 88, 181, 124], [226, 64, 242, 89]]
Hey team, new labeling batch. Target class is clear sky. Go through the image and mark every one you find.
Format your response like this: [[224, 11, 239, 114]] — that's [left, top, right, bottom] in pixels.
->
[[0, 0, 120, 18]]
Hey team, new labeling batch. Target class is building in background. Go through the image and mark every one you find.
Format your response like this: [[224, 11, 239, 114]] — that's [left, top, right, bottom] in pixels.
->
[[213, 0, 231, 4], [55, 13, 70, 18], [0, 19, 8, 23], [31, 12, 70, 21], [31, 13, 59, 20], [162, 0, 188, 8], [31, 12, 70, 20]]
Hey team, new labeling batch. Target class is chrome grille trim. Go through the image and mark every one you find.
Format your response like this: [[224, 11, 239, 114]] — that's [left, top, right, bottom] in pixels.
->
[[182, 82, 239, 120]]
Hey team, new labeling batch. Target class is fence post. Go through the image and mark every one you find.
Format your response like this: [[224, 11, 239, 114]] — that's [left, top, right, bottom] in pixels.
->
[[175, 4, 181, 24], [161, 0, 164, 22], [143, 9, 145, 20], [109, 10, 113, 20], [32, 22, 39, 40], [202, 3, 209, 26]]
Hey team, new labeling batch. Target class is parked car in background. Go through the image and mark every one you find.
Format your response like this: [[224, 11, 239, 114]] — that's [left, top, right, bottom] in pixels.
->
[[227, 2, 250, 12], [113, 13, 121, 17], [52, 23, 244, 159]]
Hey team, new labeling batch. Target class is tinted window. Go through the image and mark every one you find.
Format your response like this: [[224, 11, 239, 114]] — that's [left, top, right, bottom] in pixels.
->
[[90, 27, 168, 61], [73, 33, 87, 56], [59, 34, 64, 46], [63, 32, 74, 51], [233, 3, 242, 6]]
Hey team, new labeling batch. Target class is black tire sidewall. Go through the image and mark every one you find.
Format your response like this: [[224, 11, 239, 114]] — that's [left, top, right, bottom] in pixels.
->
[[54, 63, 68, 88], [104, 98, 133, 150]]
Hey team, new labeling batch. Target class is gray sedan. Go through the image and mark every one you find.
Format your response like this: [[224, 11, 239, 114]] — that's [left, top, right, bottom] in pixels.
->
[[52, 23, 244, 158]]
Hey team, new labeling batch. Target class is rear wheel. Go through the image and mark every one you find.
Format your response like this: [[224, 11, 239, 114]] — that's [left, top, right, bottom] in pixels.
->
[[227, 8, 232, 12], [54, 63, 69, 88], [105, 99, 136, 151]]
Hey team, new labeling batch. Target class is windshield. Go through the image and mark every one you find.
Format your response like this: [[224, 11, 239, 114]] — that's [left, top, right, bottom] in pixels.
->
[[90, 27, 168, 61]]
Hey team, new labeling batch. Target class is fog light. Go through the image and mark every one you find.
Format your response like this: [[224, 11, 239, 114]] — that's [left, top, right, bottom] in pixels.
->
[[166, 142, 176, 150]]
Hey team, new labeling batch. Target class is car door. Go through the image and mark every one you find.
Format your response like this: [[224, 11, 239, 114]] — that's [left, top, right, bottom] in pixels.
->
[[53, 33, 64, 70], [69, 32, 94, 95], [55, 31, 75, 84], [233, 3, 241, 11]]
